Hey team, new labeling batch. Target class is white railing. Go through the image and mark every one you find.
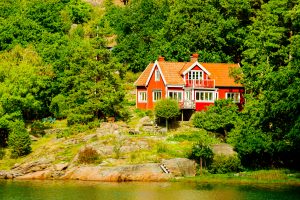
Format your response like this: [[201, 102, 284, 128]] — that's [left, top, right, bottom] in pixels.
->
[[185, 79, 215, 88], [180, 100, 195, 109]]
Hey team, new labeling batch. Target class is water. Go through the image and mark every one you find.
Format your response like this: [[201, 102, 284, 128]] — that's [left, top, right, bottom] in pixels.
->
[[0, 180, 299, 200]]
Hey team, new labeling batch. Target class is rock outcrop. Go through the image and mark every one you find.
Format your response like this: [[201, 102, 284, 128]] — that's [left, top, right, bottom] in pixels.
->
[[2, 158, 196, 182], [162, 158, 196, 177]]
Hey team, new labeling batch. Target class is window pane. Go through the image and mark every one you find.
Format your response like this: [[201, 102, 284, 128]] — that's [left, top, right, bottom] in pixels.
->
[[209, 92, 212, 100], [196, 92, 199, 100], [178, 92, 182, 101], [200, 92, 204, 100]]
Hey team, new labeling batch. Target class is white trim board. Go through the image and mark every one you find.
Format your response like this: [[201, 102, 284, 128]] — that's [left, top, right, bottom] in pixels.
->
[[145, 61, 167, 86], [182, 61, 211, 76]]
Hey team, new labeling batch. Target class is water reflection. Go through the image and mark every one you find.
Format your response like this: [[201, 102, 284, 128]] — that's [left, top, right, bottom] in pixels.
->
[[0, 180, 299, 200]]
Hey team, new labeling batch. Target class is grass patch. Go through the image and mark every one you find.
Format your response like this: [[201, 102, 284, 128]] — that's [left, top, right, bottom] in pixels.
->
[[177, 170, 300, 185], [167, 130, 220, 144]]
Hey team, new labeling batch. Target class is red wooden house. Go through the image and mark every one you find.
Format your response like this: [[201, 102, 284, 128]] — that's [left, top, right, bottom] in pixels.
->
[[134, 54, 244, 112]]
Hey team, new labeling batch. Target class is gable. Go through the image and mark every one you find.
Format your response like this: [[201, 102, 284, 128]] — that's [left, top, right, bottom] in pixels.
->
[[182, 61, 211, 76], [145, 61, 167, 86]]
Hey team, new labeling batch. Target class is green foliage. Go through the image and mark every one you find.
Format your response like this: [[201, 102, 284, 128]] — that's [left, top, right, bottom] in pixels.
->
[[8, 121, 31, 158], [228, 0, 300, 169], [193, 99, 239, 137], [56, 124, 94, 138], [168, 130, 220, 144], [105, 0, 253, 71], [77, 146, 100, 164], [155, 98, 180, 120], [209, 155, 242, 174], [30, 120, 51, 137], [190, 142, 214, 165], [67, 0, 92, 24], [50, 95, 68, 119], [67, 113, 94, 126]]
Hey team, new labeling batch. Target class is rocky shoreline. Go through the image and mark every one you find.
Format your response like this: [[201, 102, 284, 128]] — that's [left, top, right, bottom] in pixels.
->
[[0, 158, 196, 182]]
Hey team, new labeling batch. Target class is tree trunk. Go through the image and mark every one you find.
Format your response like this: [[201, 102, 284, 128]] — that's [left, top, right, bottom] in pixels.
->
[[200, 157, 203, 175], [166, 119, 168, 132]]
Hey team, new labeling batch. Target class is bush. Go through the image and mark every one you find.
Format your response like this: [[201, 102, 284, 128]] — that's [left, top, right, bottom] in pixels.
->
[[8, 121, 31, 158], [209, 154, 242, 174], [0, 148, 5, 159], [155, 99, 180, 131], [67, 113, 94, 126], [193, 99, 239, 138], [30, 120, 51, 136], [190, 142, 214, 165], [77, 146, 100, 164]]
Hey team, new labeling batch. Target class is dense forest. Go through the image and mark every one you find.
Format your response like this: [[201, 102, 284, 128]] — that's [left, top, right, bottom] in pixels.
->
[[0, 0, 299, 169]]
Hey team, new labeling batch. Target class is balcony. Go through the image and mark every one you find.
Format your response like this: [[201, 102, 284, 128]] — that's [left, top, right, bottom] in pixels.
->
[[185, 79, 215, 88], [179, 100, 195, 109]]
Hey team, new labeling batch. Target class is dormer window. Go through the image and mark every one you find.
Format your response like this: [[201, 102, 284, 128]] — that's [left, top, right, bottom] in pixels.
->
[[188, 70, 203, 80], [155, 69, 160, 81]]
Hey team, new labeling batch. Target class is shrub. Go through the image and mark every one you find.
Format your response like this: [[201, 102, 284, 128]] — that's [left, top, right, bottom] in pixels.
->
[[190, 142, 214, 165], [67, 113, 94, 126], [8, 121, 31, 158], [113, 138, 124, 159], [30, 120, 51, 136], [77, 146, 100, 164], [0, 148, 5, 159], [193, 99, 239, 138], [209, 154, 242, 174]]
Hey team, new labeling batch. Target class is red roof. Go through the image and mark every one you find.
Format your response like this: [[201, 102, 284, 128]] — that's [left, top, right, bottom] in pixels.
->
[[134, 61, 242, 87]]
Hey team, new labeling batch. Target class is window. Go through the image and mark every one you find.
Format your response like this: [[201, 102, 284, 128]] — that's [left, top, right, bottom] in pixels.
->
[[155, 70, 160, 81], [188, 70, 203, 80], [226, 92, 240, 103], [138, 91, 147, 102], [168, 91, 183, 101], [195, 91, 215, 102], [153, 90, 162, 102], [185, 90, 191, 101]]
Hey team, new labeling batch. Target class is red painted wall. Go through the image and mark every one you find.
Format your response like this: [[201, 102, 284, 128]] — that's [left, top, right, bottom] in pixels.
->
[[218, 87, 245, 110], [195, 102, 214, 111], [136, 65, 166, 110], [136, 86, 148, 109]]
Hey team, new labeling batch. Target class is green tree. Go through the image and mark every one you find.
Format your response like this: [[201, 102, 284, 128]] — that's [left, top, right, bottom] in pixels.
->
[[8, 120, 31, 158], [190, 141, 213, 175], [154, 98, 180, 131], [193, 99, 239, 138], [229, 0, 300, 169], [67, 0, 92, 24]]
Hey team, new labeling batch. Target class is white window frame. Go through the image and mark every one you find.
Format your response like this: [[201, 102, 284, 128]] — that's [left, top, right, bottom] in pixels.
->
[[168, 91, 183, 102], [226, 92, 240, 103], [195, 91, 215, 102], [155, 69, 160, 81], [185, 90, 191, 101], [188, 70, 203, 80], [153, 90, 162, 102], [138, 91, 147, 103]]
